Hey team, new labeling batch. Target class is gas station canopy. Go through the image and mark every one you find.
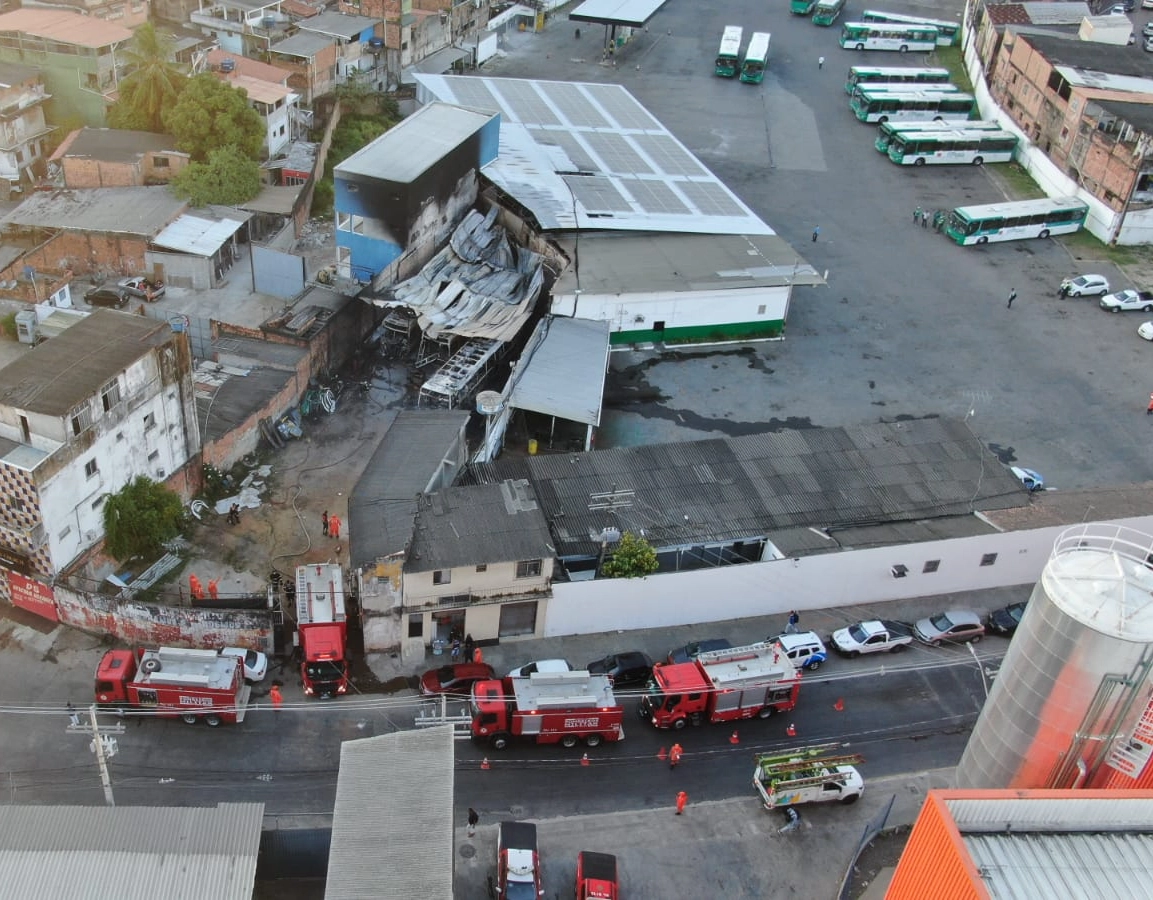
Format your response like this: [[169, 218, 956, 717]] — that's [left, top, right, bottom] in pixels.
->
[[568, 0, 670, 27]]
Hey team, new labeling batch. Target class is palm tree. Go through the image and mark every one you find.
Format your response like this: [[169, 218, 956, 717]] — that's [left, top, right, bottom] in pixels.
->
[[107, 23, 185, 133]]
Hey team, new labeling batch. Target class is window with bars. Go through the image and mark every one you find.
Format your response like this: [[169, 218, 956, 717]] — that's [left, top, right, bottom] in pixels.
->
[[515, 559, 542, 579], [101, 379, 121, 413]]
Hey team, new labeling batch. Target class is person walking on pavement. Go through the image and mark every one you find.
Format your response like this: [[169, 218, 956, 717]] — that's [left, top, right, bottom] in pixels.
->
[[467, 807, 479, 837], [914, 206, 922, 225], [921, 211, 929, 229], [208, 578, 219, 601], [451, 637, 462, 662], [322, 510, 329, 536], [675, 791, 688, 815], [669, 742, 683, 769], [269, 683, 283, 710], [330, 514, 341, 540], [786, 610, 800, 634], [465, 634, 475, 661], [818, 55, 824, 69], [1007, 288, 1018, 309], [811, 225, 820, 242]]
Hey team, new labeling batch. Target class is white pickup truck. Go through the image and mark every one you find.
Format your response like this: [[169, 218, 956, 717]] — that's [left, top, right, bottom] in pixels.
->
[[830, 619, 914, 657]]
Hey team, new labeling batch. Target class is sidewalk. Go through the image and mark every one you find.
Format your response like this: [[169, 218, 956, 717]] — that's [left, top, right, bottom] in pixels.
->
[[366, 582, 1033, 683]]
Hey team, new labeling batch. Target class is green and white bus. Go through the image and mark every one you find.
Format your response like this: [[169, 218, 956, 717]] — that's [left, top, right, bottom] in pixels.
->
[[812, 0, 847, 27], [840, 22, 939, 52], [874, 119, 1004, 153], [850, 87, 974, 123], [715, 25, 743, 77], [790, 0, 818, 14], [740, 32, 771, 83], [888, 127, 1019, 166], [844, 65, 951, 95], [944, 197, 1089, 245], [861, 10, 961, 46]]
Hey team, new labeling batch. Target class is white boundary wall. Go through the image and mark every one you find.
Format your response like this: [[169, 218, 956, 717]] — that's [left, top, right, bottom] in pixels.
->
[[544, 516, 1153, 636]]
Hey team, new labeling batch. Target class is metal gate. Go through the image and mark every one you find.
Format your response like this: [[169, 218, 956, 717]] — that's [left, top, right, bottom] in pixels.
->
[[498, 600, 537, 637]]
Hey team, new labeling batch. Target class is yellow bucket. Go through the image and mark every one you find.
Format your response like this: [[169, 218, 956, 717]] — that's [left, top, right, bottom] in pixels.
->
[[528, 438, 539, 455]]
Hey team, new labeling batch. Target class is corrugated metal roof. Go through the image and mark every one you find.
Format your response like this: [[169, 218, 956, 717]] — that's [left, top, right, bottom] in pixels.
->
[[406, 479, 553, 571], [0, 310, 174, 416], [948, 795, 1153, 828], [338, 102, 495, 183], [0, 803, 262, 900], [58, 128, 181, 163], [1018, 31, 1153, 80], [516, 418, 1027, 559], [509, 317, 610, 426], [152, 213, 246, 256], [414, 74, 773, 236], [326, 728, 454, 900], [270, 29, 334, 58], [2, 187, 185, 236], [1018, 1, 1090, 25], [298, 10, 378, 37], [0, 8, 132, 48], [569, 0, 670, 26], [347, 409, 470, 566], [551, 232, 823, 294]]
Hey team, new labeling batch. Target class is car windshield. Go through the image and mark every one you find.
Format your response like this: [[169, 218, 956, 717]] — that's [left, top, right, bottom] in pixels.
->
[[244, 650, 259, 667], [305, 661, 343, 679], [847, 623, 868, 642], [1010, 605, 1026, 624], [1073, 277, 1089, 286], [505, 883, 537, 900], [929, 613, 955, 632]]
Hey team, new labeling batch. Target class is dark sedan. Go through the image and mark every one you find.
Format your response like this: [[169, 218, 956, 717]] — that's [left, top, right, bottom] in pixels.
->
[[84, 286, 128, 309], [418, 662, 495, 696], [586, 651, 654, 689], [987, 601, 1028, 636], [666, 639, 732, 665]]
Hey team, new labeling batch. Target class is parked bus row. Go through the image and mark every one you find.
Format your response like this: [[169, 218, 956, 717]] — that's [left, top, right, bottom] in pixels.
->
[[874, 120, 1017, 165], [790, 0, 847, 27], [714, 26, 772, 82], [850, 84, 975, 123], [860, 10, 961, 46]]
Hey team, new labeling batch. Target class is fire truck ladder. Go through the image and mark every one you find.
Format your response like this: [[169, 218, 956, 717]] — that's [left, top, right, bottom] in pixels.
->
[[696, 641, 778, 664]]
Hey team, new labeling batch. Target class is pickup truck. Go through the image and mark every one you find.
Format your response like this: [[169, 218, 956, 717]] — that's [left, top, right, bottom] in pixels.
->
[[830, 620, 914, 657]]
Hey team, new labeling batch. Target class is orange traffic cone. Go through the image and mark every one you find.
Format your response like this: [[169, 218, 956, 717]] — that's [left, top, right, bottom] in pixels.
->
[[481, 757, 490, 770], [834, 698, 845, 712], [729, 730, 740, 745], [581, 753, 590, 767], [657, 746, 668, 761], [786, 723, 796, 737]]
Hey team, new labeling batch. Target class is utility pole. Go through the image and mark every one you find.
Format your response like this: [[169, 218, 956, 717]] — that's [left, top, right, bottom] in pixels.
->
[[66, 703, 124, 807]]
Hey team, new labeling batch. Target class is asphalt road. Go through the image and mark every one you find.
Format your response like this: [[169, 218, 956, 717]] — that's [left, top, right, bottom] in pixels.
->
[[484, 0, 1153, 492]]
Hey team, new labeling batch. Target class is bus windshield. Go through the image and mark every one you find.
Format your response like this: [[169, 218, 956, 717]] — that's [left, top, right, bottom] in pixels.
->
[[812, 0, 847, 26]]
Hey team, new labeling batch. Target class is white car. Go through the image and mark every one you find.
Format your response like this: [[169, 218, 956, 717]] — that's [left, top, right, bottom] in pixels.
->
[[507, 658, 574, 677], [1059, 274, 1109, 297], [1011, 466, 1044, 492], [220, 647, 268, 682], [1145, 0, 1153, 8], [1139, 321, 1153, 341], [1100, 289, 1153, 313]]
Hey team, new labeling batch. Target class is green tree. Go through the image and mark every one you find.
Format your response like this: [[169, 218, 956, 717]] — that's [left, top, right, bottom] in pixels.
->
[[601, 531, 660, 579], [163, 73, 264, 161], [102, 476, 185, 561], [171, 145, 261, 206], [107, 23, 185, 133]]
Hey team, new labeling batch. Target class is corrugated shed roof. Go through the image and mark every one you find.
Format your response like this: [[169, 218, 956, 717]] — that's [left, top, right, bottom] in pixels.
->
[[347, 409, 470, 566], [0, 311, 173, 416], [1017, 31, 1153, 79], [0, 8, 132, 47], [1020, 1, 1091, 25], [57, 127, 182, 163], [152, 213, 246, 256], [407, 479, 553, 571], [509, 317, 610, 426], [1, 187, 186, 236], [270, 29, 335, 58], [414, 74, 774, 236], [0, 803, 263, 900], [326, 728, 454, 900], [516, 418, 1027, 558], [298, 10, 377, 37], [337, 102, 496, 183], [948, 795, 1153, 828]]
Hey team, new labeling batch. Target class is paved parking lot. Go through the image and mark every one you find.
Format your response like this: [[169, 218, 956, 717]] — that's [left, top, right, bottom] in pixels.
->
[[484, 0, 1153, 491]]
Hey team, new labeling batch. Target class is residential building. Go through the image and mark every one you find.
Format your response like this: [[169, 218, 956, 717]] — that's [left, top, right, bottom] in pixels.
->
[[0, 62, 52, 197], [19, 0, 151, 30], [338, 0, 477, 84], [52, 128, 190, 188], [216, 71, 297, 157], [297, 11, 383, 89], [402, 479, 555, 645], [333, 101, 497, 282], [0, 9, 133, 127], [191, 0, 289, 56], [267, 29, 338, 103], [988, 31, 1153, 243], [0, 310, 200, 588]]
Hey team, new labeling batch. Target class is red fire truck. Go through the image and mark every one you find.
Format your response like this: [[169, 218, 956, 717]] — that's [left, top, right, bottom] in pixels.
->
[[94, 646, 251, 726], [638, 640, 800, 729], [295, 563, 348, 698], [471, 671, 625, 750], [575, 851, 619, 900]]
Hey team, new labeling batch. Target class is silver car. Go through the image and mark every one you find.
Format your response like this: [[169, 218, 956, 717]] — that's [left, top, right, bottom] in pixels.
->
[[913, 609, 985, 646]]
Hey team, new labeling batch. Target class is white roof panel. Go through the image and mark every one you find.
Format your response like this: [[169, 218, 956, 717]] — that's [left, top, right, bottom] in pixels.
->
[[414, 74, 773, 235], [326, 728, 455, 900], [509, 317, 610, 426], [151, 214, 245, 256], [569, 0, 670, 26]]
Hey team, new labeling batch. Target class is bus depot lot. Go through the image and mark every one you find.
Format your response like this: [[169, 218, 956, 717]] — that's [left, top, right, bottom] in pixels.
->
[[483, 0, 1153, 491]]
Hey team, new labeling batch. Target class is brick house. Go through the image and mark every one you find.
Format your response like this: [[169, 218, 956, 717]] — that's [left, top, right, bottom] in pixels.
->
[[52, 128, 190, 188]]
